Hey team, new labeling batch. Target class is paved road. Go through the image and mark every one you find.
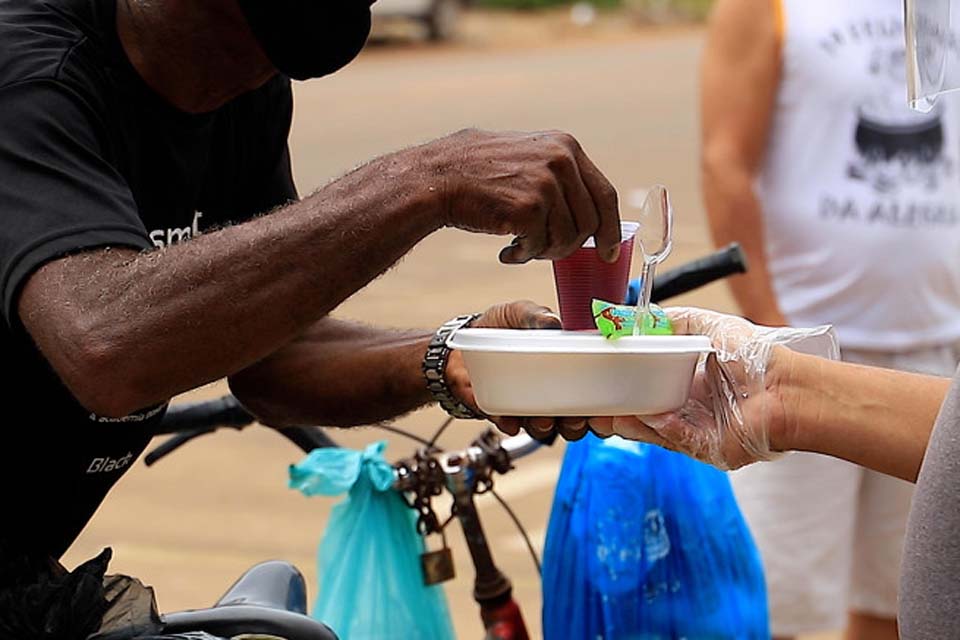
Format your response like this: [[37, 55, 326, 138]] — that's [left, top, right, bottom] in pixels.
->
[[63, 22, 753, 638]]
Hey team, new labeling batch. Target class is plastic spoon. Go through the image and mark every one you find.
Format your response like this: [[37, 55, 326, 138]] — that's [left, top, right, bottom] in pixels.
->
[[633, 185, 674, 335]]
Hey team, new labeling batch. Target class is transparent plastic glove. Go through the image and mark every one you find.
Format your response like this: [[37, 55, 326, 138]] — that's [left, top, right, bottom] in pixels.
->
[[590, 307, 839, 470]]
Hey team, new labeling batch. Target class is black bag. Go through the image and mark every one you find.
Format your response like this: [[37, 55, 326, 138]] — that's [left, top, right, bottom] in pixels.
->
[[0, 545, 114, 640], [0, 543, 228, 640]]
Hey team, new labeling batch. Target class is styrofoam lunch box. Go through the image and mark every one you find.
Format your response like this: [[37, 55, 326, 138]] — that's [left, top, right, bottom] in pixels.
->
[[446, 329, 713, 417]]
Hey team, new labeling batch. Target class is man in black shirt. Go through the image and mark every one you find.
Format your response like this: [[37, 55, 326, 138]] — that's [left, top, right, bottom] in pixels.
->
[[0, 0, 618, 585]]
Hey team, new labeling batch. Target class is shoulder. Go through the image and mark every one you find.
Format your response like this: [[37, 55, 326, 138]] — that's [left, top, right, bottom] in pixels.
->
[[0, 0, 115, 131], [0, 0, 85, 83]]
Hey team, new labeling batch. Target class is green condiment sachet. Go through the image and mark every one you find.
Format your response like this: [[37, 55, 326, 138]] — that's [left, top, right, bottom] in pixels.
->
[[592, 299, 673, 339]]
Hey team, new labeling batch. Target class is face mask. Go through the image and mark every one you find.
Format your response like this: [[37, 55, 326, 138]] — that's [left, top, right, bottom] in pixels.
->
[[237, 0, 373, 81]]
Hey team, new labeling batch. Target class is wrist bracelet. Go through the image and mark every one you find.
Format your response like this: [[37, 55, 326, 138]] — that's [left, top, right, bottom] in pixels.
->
[[422, 313, 484, 420]]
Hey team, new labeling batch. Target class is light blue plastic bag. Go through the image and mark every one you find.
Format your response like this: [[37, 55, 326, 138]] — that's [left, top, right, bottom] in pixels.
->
[[289, 441, 455, 640], [542, 434, 769, 639]]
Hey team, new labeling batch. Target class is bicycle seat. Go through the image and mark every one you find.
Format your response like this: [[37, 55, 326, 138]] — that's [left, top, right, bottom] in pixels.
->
[[160, 561, 338, 640], [215, 560, 308, 612]]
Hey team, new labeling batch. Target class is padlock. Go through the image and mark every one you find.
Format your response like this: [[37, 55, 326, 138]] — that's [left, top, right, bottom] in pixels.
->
[[421, 532, 456, 585]]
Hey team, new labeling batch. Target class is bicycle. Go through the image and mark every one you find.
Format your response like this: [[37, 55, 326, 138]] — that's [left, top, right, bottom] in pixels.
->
[[141, 243, 748, 640]]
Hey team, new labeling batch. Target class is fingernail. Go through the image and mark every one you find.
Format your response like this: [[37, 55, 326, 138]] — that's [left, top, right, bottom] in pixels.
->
[[499, 246, 521, 264], [639, 413, 670, 430], [536, 311, 562, 328], [605, 243, 621, 263]]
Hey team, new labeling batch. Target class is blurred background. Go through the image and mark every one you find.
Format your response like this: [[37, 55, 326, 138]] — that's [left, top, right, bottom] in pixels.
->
[[62, 2, 833, 638]]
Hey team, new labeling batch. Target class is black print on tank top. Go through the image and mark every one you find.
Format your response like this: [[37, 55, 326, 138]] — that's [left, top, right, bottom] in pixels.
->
[[847, 47, 953, 193]]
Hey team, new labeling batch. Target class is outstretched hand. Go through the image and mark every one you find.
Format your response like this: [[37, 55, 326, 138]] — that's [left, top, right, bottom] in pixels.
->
[[590, 307, 838, 469]]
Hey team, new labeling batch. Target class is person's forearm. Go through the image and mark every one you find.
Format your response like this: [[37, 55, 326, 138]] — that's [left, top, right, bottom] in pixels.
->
[[699, 0, 784, 327], [702, 167, 786, 326], [781, 352, 951, 482], [228, 318, 433, 427], [19, 149, 441, 417]]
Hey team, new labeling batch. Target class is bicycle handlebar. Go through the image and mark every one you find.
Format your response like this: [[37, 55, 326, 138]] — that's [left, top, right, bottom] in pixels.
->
[[160, 395, 253, 432], [648, 242, 747, 304]]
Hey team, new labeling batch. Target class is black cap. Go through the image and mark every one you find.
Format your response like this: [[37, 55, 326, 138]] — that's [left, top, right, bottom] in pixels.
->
[[237, 0, 372, 81]]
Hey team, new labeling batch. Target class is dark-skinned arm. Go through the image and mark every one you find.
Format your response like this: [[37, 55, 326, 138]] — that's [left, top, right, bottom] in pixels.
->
[[19, 149, 436, 418], [228, 318, 434, 428], [227, 300, 562, 428], [19, 129, 620, 418]]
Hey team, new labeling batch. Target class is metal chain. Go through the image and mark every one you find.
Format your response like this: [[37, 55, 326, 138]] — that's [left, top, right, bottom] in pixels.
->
[[398, 452, 446, 536]]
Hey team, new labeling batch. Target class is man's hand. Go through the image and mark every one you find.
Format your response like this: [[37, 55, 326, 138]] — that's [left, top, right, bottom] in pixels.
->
[[445, 299, 592, 442], [423, 129, 622, 265]]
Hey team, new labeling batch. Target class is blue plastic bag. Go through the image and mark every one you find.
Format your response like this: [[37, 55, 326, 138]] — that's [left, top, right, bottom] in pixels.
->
[[289, 441, 455, 640], [542, 434, 769, 639]]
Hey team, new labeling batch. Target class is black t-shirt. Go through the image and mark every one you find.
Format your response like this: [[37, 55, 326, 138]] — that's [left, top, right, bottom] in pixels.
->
[[0, 0, 297, 561]]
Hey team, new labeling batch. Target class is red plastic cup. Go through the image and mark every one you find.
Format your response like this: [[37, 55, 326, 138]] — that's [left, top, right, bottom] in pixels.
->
[[552, 221, 638, 331]]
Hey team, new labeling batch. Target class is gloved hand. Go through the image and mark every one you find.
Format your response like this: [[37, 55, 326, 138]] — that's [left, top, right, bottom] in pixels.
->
[[590, 307, 839, 470]]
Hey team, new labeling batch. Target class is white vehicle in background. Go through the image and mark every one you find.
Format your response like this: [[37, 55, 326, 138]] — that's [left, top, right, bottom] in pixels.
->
[[371, 0, 465, 41]]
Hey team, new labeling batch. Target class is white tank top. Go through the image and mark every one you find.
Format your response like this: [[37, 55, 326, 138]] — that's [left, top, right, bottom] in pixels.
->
[[760, 0, 960, 350]]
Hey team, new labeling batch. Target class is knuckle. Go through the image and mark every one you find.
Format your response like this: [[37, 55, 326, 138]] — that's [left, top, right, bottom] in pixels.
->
[[600, 183, 619, 210], [542, 130, 581, 154], [548, 237, 579, 258], [532, 172, 559, 198], [544, 129, 573, 143], [545, 148, 575, 174], [556, 131, 580, 150], [511, 300, 533, 314]]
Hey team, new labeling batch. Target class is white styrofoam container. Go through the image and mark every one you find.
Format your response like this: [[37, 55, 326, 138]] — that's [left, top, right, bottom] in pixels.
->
[[446, 329, 712, 417]]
